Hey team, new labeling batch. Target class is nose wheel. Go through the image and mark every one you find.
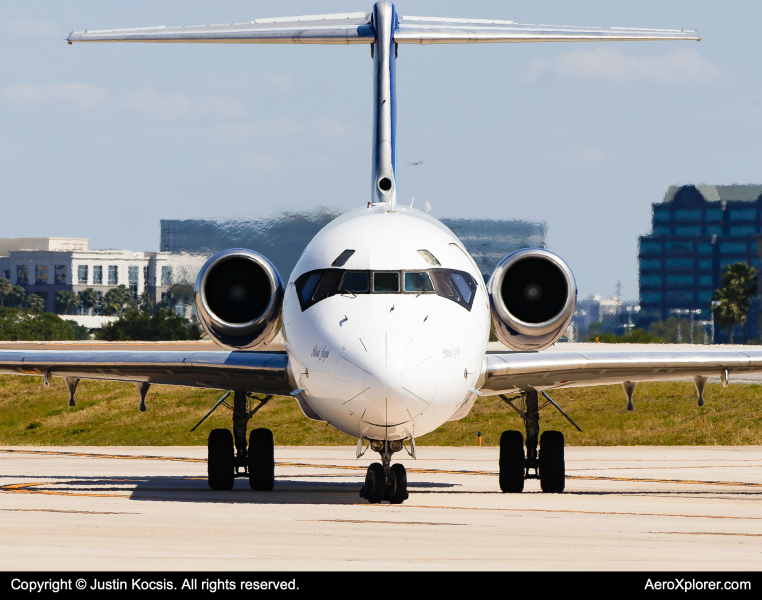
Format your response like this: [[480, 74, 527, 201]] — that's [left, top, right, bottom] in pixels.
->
[[359, 441, 409, 504]]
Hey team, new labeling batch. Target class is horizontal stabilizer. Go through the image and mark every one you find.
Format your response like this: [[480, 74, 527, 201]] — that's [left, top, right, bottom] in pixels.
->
[[395, 16, 700, 44], [68, 12, 373, 45]]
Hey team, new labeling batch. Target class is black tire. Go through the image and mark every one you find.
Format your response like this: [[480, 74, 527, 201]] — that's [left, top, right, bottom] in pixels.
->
[[365, 462, 386, 504], [539, 430, 565, 493], [387, 463, 408, 504], [208, 428, 235, 491], [248, 428, 275, 491], [499, 430, 525, 493]]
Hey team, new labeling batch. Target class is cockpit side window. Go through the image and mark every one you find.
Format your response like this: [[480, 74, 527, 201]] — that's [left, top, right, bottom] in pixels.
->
[[298, 272, 322, 304], [431, 269, 477, 310], [313, 270, 343, 303]]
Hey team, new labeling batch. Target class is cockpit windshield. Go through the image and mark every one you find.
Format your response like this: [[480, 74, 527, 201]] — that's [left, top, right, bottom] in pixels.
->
[[294, 268, 476, 311]]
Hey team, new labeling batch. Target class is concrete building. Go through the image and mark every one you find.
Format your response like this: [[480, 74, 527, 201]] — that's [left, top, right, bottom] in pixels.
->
[[161, 211, 547, 283], [639, 184, 762, 342], [0, 238, 178, 324]]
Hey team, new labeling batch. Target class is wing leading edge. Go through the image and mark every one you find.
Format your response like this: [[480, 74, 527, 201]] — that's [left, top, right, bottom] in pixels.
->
[[0, 350, 293, 395], [66, 9, 699, 45], [481, 348, 762, 395]]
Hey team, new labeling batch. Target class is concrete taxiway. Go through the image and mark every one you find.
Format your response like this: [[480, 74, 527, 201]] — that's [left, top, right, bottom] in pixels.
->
[[1, 445, 761, 570]]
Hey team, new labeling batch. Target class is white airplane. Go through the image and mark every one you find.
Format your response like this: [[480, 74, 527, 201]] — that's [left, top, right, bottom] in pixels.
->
[[7, 3, 756, 505]]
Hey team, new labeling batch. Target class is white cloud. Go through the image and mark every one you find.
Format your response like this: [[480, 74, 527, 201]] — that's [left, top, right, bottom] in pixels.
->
[[317, 117, 348, 137], [264, 74, 295, 92], [2, 82, 108, 109], [122, 89, 247, 119], [217, 118, 300, 139], [566, 146, 605, 166], [531, 48, 721, 84], [241, 153, 283, 171], [5, 19, 60, 39], [122, 89, 193, 119]]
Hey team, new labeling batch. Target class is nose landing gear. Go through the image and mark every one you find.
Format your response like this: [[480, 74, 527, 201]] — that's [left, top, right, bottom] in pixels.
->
[[359, 440, 410, 504], [499, 389, 575, 494]]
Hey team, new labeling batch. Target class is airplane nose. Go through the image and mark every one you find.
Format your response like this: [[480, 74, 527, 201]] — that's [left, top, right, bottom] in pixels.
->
[[335, 331, 438, 427]]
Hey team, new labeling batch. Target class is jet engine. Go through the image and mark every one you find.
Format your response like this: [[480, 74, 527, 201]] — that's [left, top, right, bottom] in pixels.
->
[[194, 249, 284, 350], [488, 248, 576, 351]]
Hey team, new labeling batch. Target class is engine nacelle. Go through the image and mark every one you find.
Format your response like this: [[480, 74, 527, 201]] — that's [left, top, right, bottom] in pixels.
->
[[488, 248, 576, 351], [194, 249, 283, 350]]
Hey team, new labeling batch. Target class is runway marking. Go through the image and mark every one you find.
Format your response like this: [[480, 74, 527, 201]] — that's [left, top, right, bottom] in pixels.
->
[[653, 531, 762, 538], [569, 465, 762, 471], [0, 449, 205, 463], [306, 519, 465, 526], [2, 449, 761, 488], [0, 508, 138, 514], [1, 478, 760, 524]]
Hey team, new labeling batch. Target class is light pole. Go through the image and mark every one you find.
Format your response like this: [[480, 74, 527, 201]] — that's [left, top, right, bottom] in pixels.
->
[[670, 308, 689, 343], [688, 309, 702, 344], [623, 305, 641, 334]]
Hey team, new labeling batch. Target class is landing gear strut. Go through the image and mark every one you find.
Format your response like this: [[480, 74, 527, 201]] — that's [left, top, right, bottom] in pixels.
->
[[499, 389, 566, 493], [359, 440, 409, 504], [206, 390, 274, 491]]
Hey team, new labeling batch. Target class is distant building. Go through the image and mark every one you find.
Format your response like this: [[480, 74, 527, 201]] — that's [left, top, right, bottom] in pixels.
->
[[438, 219, 547, 281], [0, 238, 176, 324], [161, 210, 547, 283], [638, 184, 762, 341]]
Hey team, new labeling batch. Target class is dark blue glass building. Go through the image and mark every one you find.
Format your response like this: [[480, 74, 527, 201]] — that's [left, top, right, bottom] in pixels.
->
[[639, 184, 762, 342]]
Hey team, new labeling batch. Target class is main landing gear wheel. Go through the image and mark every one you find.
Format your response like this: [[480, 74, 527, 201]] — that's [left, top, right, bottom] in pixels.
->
[[385, 463, 409, 504], [499, 430, 525, 493], [248, 428, 275, 491], [539, 430, 565, 493], [362, 462, 386, 504], [208, 428, 235, 490]]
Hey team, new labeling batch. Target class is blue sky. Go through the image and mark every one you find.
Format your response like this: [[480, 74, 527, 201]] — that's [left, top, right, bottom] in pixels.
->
[[1, 1, 761, 299]]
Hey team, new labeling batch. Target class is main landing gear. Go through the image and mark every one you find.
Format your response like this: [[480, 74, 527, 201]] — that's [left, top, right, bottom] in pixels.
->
[[499, 389, 569, 493], [359, 439, 410, 504], [204, 390, 274, 491]]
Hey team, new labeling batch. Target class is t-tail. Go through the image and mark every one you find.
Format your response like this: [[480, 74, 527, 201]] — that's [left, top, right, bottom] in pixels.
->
[[67, 2, 700, 211]]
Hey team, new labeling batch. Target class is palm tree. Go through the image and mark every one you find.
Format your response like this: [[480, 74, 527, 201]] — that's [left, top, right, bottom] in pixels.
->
[[26, 294, 46, 314], [101, 285, 134, 316], [55, 290, 81, 315], [138, 290, 154, 313], [6, 285, 27, 310], [0, 278, 12, 307], [712, 262, 759, 343], [78, 288, 99, 315]]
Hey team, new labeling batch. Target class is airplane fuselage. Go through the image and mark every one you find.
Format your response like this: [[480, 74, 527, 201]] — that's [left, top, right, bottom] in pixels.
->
[[282, 204, 490, 441]]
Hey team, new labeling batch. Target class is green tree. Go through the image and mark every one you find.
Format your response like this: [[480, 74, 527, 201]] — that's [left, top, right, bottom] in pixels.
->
[[0, 307, 88, 340], [95, 307, 202, 341], [167, 282, 194, 308], [138, 290, 154, 313], [0, 278, 12, 307], [101, 285, 134, 316], [55, 290, 81, 315], [590, 328, 665, 344], [26, 294, 46, 313], [5, 285, 26, 310], [712, 262, 758, 344], [78, 288, 99, 315]]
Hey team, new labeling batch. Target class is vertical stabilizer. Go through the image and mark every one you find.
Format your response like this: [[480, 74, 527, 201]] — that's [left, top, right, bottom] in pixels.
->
[[371, 2, 397, 210]]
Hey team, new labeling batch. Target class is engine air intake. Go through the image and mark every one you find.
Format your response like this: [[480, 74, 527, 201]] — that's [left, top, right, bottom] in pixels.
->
[[195, 249, 283, 350], [488, 249, 576, 351]]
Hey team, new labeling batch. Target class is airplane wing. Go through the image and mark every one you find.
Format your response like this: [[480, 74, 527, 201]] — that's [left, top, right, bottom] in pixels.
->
[[395, 17, 700, 44], [480, 347, 762, 396], [0, 350, 292, 395], [66, 12, 699, 45], [66, 13, 374, 44]]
